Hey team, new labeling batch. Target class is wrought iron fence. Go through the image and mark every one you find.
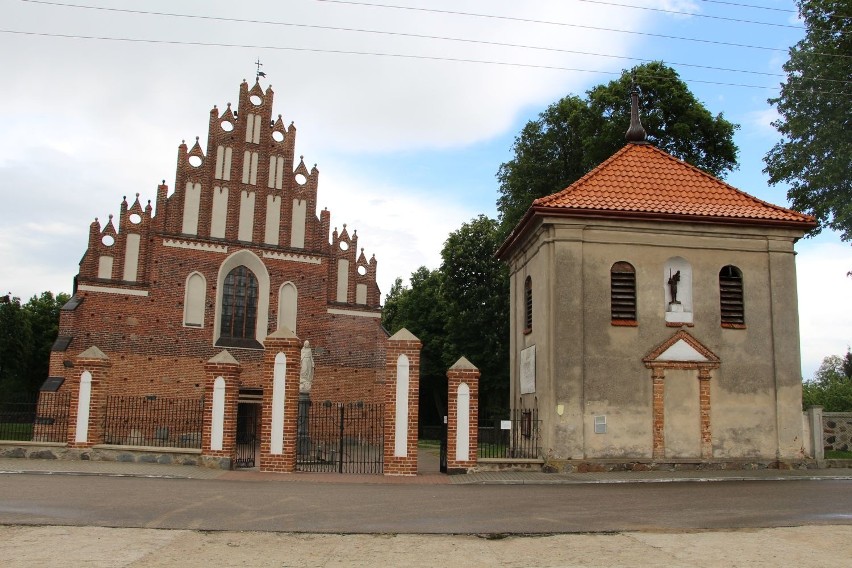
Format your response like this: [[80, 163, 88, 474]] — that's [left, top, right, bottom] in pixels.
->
[[296, 399, 384, 474], [478, 408, 541, 459], [0, 393, 71, 443], [103, 395, 204, 449]]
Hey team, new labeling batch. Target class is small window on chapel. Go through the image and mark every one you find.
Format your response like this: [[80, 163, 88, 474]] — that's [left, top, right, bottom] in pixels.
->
[[719, 265, 745, 328], [611, 262, 637, 326], [523, 276, 532, 333]]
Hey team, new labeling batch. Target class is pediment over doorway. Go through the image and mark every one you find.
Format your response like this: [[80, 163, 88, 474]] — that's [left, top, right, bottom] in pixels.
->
[[643, 330, 720, 368]]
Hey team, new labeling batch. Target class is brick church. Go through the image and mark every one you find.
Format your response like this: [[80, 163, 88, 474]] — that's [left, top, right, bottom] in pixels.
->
[[49, 78, 388, 406]]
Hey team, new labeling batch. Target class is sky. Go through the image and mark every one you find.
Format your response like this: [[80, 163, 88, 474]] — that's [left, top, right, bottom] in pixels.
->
[[1, 0, 850, 379]]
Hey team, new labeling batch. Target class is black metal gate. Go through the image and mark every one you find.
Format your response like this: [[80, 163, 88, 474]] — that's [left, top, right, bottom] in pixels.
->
[[296, 399, 384, 474], [235, 401, 260, 468]]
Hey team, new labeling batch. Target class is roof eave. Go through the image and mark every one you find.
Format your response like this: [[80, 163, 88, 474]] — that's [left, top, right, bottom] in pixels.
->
[[496, 206, 818, 260]]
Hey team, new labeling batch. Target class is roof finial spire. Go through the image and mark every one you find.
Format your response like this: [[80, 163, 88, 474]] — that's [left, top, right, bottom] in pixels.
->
[[255, 58, 266, 82], [625, 72, 647, 143]]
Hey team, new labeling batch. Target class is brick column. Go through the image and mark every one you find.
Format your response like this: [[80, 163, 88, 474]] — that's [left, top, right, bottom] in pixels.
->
[[384, 328, 421, 476], [651, 368, 665, 460], [698, 368, 713, 460], [259, 328, 301, 473], [446, 357, 479, 473], [201, 350, 241, 468], [68, 346, 110, 448]]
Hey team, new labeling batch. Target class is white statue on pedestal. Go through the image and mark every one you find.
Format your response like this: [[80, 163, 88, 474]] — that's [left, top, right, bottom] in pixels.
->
[[300, 340, 314, 394]]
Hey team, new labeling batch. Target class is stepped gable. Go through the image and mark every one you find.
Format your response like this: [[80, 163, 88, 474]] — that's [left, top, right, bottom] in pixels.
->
[[533, 143, 817, 227]]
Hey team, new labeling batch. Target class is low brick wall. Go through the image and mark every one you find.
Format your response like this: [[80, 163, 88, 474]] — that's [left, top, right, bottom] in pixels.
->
[[0, 441, 230, 469], [824, 412, 852, 452]]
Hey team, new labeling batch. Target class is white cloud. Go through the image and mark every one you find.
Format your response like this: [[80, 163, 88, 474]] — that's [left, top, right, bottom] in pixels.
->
[[796, 240, 852, 380]]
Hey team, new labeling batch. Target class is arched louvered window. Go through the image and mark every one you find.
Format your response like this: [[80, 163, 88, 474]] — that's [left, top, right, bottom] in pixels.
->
[[719, 265, 745, 328], [523, 276, 533, 333], [219, 265, 259, 345], [611, 262, 637, 325]]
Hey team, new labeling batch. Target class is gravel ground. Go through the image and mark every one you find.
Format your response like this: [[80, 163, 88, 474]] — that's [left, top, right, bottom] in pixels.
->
[[1, 525, 850, 567]]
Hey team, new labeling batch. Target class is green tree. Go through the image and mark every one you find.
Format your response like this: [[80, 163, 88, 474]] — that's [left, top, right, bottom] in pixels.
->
[[382, 268, 450, 427], [802, 349, 852, 411], [0, 291, 69, 400], [440, 215, 509, 418], [497, 62, 739, 231], [0, 296, 33, 400], [764, 0, 852, 240]]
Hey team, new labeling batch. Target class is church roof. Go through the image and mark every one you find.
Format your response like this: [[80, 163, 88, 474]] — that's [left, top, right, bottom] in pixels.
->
[[497, 142, 817, 260], [533, 143, 815, 224]]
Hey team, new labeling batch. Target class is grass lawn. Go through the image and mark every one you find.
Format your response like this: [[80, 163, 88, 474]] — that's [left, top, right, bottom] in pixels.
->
[[825, 450, 852, 459]]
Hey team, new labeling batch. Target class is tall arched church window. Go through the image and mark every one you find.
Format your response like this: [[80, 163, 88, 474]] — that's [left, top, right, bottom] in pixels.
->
[[184, 272, 206, 327], [719, 265, 745, 328], [611, 262, 637, 325], [219, 265, 259, 346], [523, 276, 533, 333]]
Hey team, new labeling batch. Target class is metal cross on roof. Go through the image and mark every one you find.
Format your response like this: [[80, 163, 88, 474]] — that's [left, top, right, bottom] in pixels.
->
[[255, 58, 266, 81]]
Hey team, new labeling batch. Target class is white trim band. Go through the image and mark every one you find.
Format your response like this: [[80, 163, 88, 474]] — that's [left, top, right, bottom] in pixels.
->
[[78, 285, 149, 297], [327, 308, 381, 318], [263, 251, 322, 265], [163, 239, 228, 254]]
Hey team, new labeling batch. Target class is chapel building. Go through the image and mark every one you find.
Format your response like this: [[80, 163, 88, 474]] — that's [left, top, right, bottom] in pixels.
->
[[496, 91, 817, 462], [48, 78, 387, 406]]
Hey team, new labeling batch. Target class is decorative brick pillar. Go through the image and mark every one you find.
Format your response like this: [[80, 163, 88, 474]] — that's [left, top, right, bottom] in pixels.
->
[[384, 328, 421, 476], [68, 346, 110, 448], [698, 368, 713, 459], [259, 328, 301, 473], [446, 357, 479, 473], [201, 350, 241, 468], [651, 368, 665, 460]]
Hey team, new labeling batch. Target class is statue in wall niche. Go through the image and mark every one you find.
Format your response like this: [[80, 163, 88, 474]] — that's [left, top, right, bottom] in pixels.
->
[[668, 269, 681, 304], [300, 340, 314, 394]]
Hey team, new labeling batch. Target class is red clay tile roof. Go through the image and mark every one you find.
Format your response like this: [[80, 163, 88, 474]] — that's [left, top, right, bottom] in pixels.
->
[[533, 143, 816, 225]]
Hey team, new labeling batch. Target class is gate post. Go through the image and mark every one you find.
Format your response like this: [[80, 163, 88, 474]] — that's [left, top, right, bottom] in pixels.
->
[[446, 357, 479, 473], [68, 346, 110, 448], [201, 350, 241, 469], [260, 327, 301, 473], [384, 328, 421, 476]]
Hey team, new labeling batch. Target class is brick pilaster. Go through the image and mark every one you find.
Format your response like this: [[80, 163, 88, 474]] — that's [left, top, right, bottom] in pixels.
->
[[201, 350, 241, 466], [446, 357, 479, 473], [699, 368, 712, 459], [68, 346, 110, 448], [651, 368, 665, 460], [259, 328, 301, 473], [383, 328, 421, 476]]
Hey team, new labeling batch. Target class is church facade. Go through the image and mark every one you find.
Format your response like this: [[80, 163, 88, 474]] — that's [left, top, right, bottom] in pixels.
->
[[497, 94, 817, 463], [49, 79, 387, 407]]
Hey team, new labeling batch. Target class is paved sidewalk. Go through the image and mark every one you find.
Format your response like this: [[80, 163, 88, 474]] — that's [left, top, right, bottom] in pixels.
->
[[1, 457, 849, 484]]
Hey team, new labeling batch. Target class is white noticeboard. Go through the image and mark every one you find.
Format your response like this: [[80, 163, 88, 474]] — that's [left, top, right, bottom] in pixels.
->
[[520, 345, 536, 394]]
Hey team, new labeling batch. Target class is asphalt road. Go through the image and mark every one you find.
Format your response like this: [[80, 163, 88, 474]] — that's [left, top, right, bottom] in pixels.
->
[[1, 474, 850, 534]]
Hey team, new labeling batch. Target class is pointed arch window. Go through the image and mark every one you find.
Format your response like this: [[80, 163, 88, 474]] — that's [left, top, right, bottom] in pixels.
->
[[611, 261, 637, 325], [523, 276, 533, 333], [218, 265, 259, 347], [719, 265, 745, 328]]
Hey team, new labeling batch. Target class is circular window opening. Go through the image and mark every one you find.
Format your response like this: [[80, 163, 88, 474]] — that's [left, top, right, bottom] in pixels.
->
[[188, 155, 202, 168], [250, 94, 263, 106], [272, 130, 285, 142], [295, 173, 307, 185], [339, 241, 349, 251], [357, 265, 367, 276], [220, 120, 234, 132], [101, 235, 115, 246], [129, 213, 142, 225]]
